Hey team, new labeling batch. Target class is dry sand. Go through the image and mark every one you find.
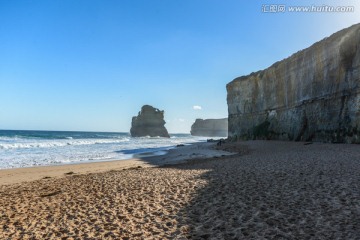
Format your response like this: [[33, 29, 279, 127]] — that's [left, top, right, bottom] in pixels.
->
[[1, 141, 360, 239]]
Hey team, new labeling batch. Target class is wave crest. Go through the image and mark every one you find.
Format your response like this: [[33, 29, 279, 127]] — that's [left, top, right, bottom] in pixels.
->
[[0, 138, 130, 150]]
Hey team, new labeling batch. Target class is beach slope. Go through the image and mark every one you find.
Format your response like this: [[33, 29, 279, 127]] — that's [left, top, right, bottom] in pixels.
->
[[1, 141, 360, 239]]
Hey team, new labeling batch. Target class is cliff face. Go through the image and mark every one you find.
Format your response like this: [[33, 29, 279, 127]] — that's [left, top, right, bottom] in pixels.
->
[[227, 24, 360, 143], [130, 105, 170, 138], [191, 118, 228, 137]]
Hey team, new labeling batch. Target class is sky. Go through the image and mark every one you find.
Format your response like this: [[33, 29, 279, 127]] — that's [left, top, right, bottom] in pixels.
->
[[0, 0, 359, 133]]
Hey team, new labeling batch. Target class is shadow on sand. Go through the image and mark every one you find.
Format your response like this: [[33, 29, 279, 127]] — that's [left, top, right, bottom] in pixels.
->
[[1, 141, 360, 239], [145, 141, 360, 239]]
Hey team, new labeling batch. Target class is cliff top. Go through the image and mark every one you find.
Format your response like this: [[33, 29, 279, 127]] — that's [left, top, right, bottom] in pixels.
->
[[227, 23, 360, 87], [140, 105, 164, 113], [195, 118, 228, 121]]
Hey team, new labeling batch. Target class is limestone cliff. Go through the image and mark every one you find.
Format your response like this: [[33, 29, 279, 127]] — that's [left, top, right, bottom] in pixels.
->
[[130, 105, 170, 138], [191, 118, 228, 137], [227, 24, 360, 143]]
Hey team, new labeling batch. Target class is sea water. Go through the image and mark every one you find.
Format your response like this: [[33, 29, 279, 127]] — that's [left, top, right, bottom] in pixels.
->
[[0, 130, 209, 169]]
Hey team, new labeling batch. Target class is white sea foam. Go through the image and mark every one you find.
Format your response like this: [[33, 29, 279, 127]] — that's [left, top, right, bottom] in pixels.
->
[[0, 133, 209, 169], [0, 138, 131, 150]]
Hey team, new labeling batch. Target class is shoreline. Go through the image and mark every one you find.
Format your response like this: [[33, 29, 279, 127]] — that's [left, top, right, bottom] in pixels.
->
[[0, 142, 233, 186], [0, 130, 212, 170], [1, 140, 360, 238]]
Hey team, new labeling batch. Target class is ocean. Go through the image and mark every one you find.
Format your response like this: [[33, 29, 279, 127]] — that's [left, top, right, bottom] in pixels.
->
[[0, 130, 209, 169]]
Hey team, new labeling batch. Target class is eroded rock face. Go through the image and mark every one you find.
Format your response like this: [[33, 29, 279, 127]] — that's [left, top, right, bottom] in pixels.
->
[[227, 24, 360, 143], [191, 118, 228, 137], [130, 105, 170, 138]]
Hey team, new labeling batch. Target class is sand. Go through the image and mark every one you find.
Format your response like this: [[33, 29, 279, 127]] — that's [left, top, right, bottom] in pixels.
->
[[0, 143, 234, 185], [1, 141, 360, 239]]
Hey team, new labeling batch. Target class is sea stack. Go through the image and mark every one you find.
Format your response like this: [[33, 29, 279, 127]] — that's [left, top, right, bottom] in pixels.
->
[[190, 118, 228, 137], [226, 24, 360, 143], [130, 105, 170, 138]]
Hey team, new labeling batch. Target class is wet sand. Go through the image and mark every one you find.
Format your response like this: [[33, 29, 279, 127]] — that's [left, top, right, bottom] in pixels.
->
[[0, 142, 234, 185], [1, 141, 360, 239]]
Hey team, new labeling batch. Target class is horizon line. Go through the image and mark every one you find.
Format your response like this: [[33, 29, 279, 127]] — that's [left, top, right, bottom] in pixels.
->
[[0, 129, 191, 135]]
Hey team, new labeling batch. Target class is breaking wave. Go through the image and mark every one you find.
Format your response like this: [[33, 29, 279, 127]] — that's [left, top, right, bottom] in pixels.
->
[[0, 130, 208, 169]]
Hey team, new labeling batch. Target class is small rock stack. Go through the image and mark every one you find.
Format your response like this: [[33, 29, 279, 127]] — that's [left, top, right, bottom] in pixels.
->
[[130, 105, 170, 138]]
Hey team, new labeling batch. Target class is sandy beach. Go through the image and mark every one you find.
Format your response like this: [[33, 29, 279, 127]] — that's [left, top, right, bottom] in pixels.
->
[[1, 141, 360, 239], [0, 142, 233, 186]]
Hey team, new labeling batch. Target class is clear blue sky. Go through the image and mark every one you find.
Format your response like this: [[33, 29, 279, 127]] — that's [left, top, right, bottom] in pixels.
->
[[0, 0, 359, 133]]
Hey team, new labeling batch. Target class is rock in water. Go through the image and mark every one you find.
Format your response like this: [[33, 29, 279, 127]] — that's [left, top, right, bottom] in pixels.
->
[[227, 24, 360, 143], [191, 118, 228, 137], [130, 105, 170, 138]]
